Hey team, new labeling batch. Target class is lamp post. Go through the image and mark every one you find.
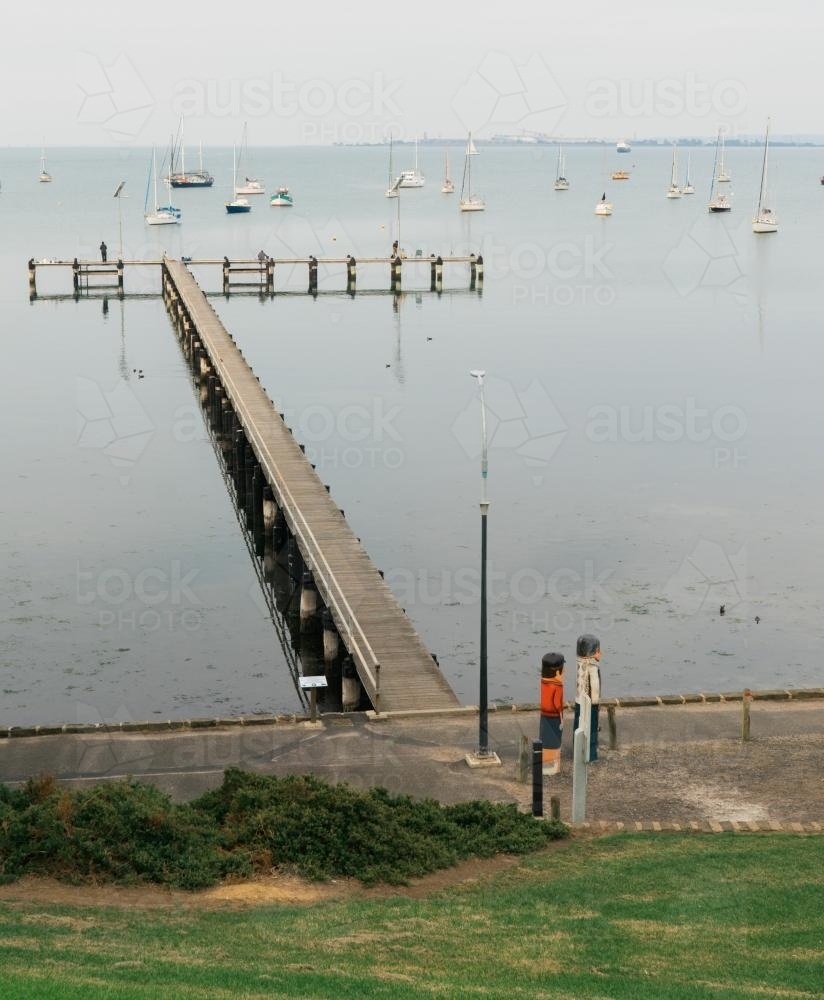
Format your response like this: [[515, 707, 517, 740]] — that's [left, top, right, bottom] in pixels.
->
[[467, 368, 499, 766]]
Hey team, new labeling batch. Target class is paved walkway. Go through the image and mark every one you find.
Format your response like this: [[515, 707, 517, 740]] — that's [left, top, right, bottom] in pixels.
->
[[2, 699, 823, 830]]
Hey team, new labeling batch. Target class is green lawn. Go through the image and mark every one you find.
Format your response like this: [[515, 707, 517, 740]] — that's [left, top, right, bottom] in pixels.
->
[[1, 834, 822, 999]]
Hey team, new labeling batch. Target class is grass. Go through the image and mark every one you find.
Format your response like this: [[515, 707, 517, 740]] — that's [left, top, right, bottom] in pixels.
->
[[1, 833, 823, 998]]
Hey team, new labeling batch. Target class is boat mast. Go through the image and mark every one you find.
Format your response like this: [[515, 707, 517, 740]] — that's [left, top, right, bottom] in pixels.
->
[[153, 146, 159, 212], [710, 130, 720, 200], [757, 119, 770, 216]]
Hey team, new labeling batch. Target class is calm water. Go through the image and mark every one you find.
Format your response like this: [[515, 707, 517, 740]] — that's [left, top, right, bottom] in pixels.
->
[[2, 143, 822, 725]]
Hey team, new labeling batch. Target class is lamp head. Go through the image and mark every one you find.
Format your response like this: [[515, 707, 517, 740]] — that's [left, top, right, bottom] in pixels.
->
[[469, 369, 486, 384]]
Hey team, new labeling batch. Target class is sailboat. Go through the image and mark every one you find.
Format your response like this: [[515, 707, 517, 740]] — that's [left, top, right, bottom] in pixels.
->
[[398, 136, 425, 188], [235, 123, 265, 196], [594, 191, 613, 216], [226, 143, 251, 214], [752, 119, 778, 234], [554, 146, 569, 190], [717, 132, 731, 183], [666, 144, 682, 198], [167, 119, 214, 188], [38, 142, 52, 183], [385, 135, 399, 198], [441, 148, 455, 194], [708, 129, 731, 213], [458, 133, 484, 212], [145, 146, 182, 226], [682, 152, 695, 194]]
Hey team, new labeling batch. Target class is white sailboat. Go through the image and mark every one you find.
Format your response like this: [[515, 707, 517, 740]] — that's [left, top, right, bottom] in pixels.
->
[[235, 123, 265, 196], [717, 132, 731, 182], [458, 133, 484, 212], [594, 191, 613, 216], [145, 146, 182, 226], [226, 143, 251, 214], [666, 144, 682, 198], [554, 145, 569, 190], [398, 136, 425, 188], [682, 152, 695, 194], [708, 129, 731, 213], [441, 149, 455, 194], [385, 135, 399, 198], [38, 142, 52, 183], [752, 119, 778, 234]]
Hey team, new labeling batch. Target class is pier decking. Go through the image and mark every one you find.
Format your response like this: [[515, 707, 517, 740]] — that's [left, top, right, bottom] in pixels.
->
[[162, 259, 459, 714], [28, 254, 484, 298]]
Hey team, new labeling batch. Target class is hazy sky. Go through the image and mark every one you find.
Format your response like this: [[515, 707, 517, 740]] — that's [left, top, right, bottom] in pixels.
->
[[3, 1, 817, 146]]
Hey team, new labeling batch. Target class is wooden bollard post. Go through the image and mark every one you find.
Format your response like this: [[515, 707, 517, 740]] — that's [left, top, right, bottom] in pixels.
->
[[222, 256, 230, 294], [72, 257, 80, 292], [571, 728, 588, 823], [117, 259, 124, 293], [266, 256, 275, 293], [28, 258, 38, 298], [308, 255, 318, 293], [476, 253, 484, 286], [390, 254, 402, 291], [233, 431, 247, 505], [531, 740, 543, 817], [321, 607, 340, 664], [207, 376, 217, 420], [287, 536, 304, 586], [273, 505, 287, 550], [346, 255, 357, 292], [575, 634, 602, 762], [214, 384, 226, 429], [300, 571, 319, 629], [251, 464, 264, 530], [244, 445, 256, 518], [741, 689, 752, 742], [262, 485, 277, 531], [607, 705, 617, 749], [517, 734, 530, 783], [539, 652, 565, 775], [429, 254, 437, 291], [435, 254, 443, 291], [341, 656, 361, 712], [469, 253, 477, 288]]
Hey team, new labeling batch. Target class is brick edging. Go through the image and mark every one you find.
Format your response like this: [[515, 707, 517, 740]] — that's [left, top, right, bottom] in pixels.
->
[[575, 820, 824, 834]]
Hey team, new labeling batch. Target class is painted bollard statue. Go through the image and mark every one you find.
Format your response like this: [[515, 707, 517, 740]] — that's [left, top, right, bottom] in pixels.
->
[[539, 652, 565, 775], [573, 633, 602, 762]]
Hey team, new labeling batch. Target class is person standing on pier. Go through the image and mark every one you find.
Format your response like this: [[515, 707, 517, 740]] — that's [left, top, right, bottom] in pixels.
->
[[100, 241, 108, 262]]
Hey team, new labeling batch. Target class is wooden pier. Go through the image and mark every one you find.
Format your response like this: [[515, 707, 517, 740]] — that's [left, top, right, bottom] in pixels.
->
[[28, 254, 484, 299], [161, 258, 460, 714]]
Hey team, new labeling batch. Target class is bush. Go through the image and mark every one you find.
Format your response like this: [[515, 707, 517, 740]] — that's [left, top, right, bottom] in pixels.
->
[[0, 770, 568, 889], [0, 774, 250, 889], [194, 769, 568, 885]]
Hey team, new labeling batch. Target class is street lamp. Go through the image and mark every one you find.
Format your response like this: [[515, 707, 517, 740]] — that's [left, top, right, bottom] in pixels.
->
[[466, 369, 500, 767]]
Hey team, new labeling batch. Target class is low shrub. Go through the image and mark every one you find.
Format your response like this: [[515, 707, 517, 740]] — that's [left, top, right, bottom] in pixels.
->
[[0, 770, 568, 888]]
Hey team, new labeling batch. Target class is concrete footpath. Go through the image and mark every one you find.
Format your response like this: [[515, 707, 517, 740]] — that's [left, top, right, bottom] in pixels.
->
[[1, 698, 823, 831]]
